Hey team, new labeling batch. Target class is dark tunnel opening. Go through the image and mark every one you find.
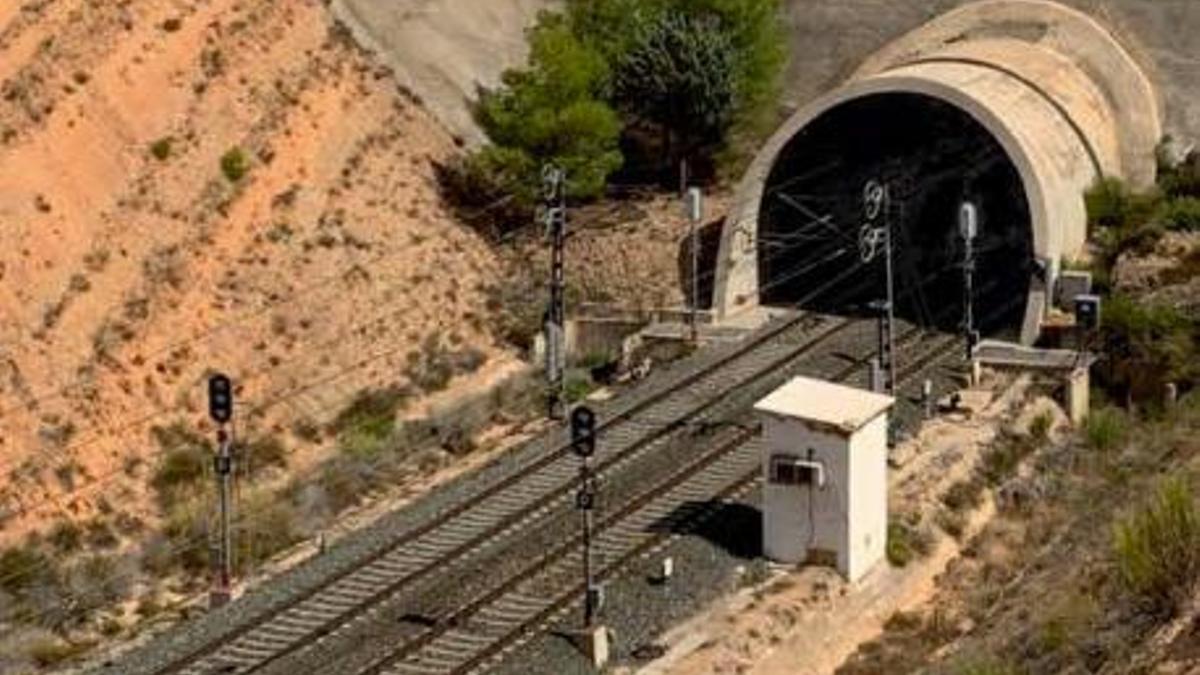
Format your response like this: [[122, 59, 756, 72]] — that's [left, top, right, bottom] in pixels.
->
[[758, 93, 1034, 339]]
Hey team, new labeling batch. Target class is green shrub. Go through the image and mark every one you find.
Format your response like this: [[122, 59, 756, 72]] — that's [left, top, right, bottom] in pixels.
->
[[404, 336, 485, 393], [491, 370, 544, 421], [1085, 407, 1126, 452], [455, 0, 787, 217], [0, 545, 56, 594], [941, 477, 984, 512], [83, 519, 120, 549], [312, 456, 375, 513], [220, 146, 249, 182], [936, 509, 968, 540], [150, 137, 172, 161], [981, 437, 1035, 486], [577, 351, 615, 370], [886, 521, 931, 568], [149, 424, 211, 509], [241, 435, 289, 476], [1085, 178, 1161, 231], [471, 16, 623, 206], [329, 387, 409, 440], [564, 374, 596, 403], [47, 521, 83, 554], [483, 273, 542, 351], [239, 493, 302, 568], [1099, 294, 1198, 400], [1085, 179, 1166, 272], [616, 12, 737, 171], [159, 498, 210, 574], [1029, 411, 1053, 442], [947, 653, 1023, 675], [291, 418, 323, 443], [1113, 477, 1200, 614], [337, 426, 392, 458], [64, 554, 132, 615], [1157, 196, 1200, 232], [1159, 150, 1200, 199], [438, 148, 538, 237], [571, 0, 786, 160], [1032, 591, 1098, 659]]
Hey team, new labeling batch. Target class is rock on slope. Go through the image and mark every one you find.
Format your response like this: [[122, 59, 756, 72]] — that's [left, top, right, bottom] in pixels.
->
[[0, 0, 509, 541]]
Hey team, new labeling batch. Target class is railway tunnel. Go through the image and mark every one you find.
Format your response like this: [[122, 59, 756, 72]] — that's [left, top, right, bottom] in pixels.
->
[[714, 0, 1162, 344]]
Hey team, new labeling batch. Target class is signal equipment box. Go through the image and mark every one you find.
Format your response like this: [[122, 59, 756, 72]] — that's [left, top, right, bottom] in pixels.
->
[[754, 376, 894, 582]]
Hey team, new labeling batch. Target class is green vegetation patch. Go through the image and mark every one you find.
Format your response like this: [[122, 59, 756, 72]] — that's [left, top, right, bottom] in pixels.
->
[[1085, 407, 1127, 452], [149, 423, 213, 510], [150, 137, 173, 161], [1113, 477, 1200, 615], [220, 146, 249, 182], [240, 435, 289, 476], [886, 520, 931, 568], [0, 545, 56, 595], [1099, 294, 1198, 401], [447, 0, 786, 232], [329, 386, 410, 457]]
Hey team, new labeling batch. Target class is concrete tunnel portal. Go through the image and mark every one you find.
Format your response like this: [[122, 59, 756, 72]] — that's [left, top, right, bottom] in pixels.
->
[[757, 91, 1034, 338], [713, 0, 1163, 344]]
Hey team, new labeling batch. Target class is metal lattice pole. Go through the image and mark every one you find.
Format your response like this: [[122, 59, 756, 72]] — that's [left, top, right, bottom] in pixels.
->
[[686, 188, 703, 344], [960, 202, 979, 360], [861, 180, 896, 395], [543, 166, 567, 421], [882, 190, 897, 394]]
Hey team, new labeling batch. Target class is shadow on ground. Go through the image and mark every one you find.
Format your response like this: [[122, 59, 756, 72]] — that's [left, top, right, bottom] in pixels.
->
[[647, 500, 762, 559]]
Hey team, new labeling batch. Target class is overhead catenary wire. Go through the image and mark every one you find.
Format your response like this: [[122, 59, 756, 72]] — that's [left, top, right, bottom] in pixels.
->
[[7, 156, 999, 489], [0, 243, 968, 622], [0, 217, 868, 550], [0, 145, 1024, 597], [0, 264, 851, 617]]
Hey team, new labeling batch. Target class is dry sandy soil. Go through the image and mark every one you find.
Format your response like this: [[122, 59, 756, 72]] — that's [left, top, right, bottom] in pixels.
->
[[0, 0, 515, 545], [511, 193, 732, 312], [0, 4, 701, 667], [0, 0, 704, 556]]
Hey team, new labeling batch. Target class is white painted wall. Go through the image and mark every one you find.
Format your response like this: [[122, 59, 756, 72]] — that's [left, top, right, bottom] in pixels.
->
[[846, 414, 888, 582], [761, 413, 888, 582]]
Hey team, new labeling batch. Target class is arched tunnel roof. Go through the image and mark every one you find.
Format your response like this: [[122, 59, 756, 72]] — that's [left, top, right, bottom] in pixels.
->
[[714, 0, 1161, 343]]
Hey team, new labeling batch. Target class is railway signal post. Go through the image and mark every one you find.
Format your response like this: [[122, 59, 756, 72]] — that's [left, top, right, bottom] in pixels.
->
[[960, 202, 980, 360], [543, 166, 568, 422], [861, 180, 896, 395], [686, 187, 703, 345], [208, 373, 236, 609], [570, 405, 610, 667]]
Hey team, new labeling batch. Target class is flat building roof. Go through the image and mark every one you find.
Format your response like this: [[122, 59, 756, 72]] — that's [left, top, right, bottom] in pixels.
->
[[754, 376, 894, 434]]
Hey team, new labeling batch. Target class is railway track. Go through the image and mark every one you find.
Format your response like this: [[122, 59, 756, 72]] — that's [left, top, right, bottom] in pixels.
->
[[346, 321, 970, 675], [124, 269, 1011, 675], [140, 272, 882, 675]]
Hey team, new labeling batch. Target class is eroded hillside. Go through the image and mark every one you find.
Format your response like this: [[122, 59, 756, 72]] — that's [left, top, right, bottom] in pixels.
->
[[0, 0, 512, 543]]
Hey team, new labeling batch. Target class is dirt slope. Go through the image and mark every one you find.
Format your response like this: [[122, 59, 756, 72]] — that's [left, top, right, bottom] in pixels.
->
[[331, 0, 555, 145], [0, 0, 510, 542]]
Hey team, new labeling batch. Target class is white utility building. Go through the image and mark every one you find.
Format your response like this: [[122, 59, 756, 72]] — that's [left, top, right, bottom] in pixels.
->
[[754, 376, 894, 582]]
